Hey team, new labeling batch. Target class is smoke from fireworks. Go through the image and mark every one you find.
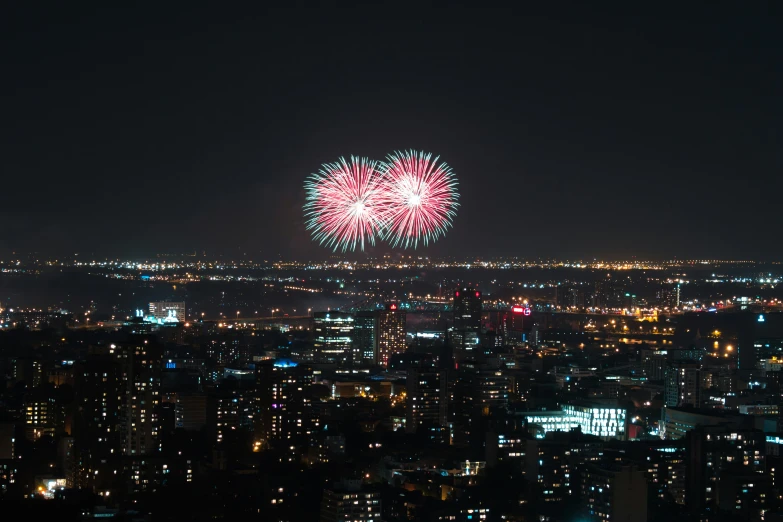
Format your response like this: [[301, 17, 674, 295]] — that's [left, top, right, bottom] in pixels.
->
[[378, 150, 459, 249], [303, 156, 387, 252]]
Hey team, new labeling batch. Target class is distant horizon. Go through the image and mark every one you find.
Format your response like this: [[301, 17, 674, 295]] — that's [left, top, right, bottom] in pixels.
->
[[0, 251, 777, 265]]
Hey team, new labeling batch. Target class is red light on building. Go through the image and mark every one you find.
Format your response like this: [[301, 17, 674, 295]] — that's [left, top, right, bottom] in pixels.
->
[[475, 291, 480, 297], [455, 291, 459, 297]]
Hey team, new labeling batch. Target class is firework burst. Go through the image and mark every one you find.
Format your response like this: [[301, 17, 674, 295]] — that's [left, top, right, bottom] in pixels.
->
[[303, 156, 387, 252], [378, 150, 459, 248]]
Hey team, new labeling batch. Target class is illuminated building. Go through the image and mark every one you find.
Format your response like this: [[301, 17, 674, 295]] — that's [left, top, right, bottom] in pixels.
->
[[175, 393, 207, 431], [526, 431, 603, 505], [312, 312, 354, 365], [147, 301, 186, 323], [556, 284, 585, 309], [24, 391, 64, 440], [453, 363, 510, 446], [640, 348, 666, 380], [638, 443, 686, 505], [486, 431, 526, 466], [437, 507, 490, 521], [593, 279, 625, 309], [406, 365, 447, 435], [451, 288, 482, 359], [111, 339, 163, 455], [0, 423, 14, 494], [664, 362, 702, 408], [256, 360, 318, 447], [58, 437, 76, 488], [73, 354, 123, 489], [523, 401, 627, 441], [11, 356, 43, 388], [561, 402, 626, 440], [661, 407, 747, 440], [582, 464, 647, 522], [453, 287, 482, 331], [686, 425, 768, 519], [506, 304, 532, 337], [320, 479, 381, 522], [352, 311, 376, 366], [375, 303, 406, 367], [211, 389, 254, 444]]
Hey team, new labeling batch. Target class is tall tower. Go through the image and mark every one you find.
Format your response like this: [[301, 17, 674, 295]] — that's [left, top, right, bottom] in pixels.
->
[[111, 338, 162, 455], [73, 354, 124, 489], [453, 288, 482, 331], [664, 362, 701, 408], [352, 311, 376, 366], [375, 303, 407, 367], [452, 287, 482, 359]]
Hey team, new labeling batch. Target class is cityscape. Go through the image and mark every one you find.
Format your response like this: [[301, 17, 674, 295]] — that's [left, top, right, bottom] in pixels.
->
[[3, 3, 781, 522], [1, 256, 783, 520]]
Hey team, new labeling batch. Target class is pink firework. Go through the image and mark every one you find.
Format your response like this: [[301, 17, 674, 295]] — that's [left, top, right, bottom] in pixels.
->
[[379, 150, 459, 248], [304, 156, 387, 252]]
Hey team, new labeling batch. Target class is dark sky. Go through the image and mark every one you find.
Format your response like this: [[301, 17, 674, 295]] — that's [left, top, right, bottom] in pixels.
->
[[2, 4, 781, 260]]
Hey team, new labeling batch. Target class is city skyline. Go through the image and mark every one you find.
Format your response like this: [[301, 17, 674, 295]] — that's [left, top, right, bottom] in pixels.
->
[[3, 5, 782, 260]]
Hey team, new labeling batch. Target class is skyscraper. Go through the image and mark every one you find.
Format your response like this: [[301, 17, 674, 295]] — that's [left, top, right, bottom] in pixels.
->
[[452, 287, 482, 358], [352, 311, 376, 366], [582, 464, 648, 522], [73, 354, 124, 489], [312, 312, 354, 365], [406, 365, 448, 435], [375, 303, 406, 367], [664, 362, 702, 408], [453, 288, 482, 331], [111, 338, 162, 455], [686, 425, 767, 519], [256, 360, 318, 447]]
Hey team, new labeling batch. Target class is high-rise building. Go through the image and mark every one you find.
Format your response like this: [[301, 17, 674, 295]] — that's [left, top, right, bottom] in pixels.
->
[[452, 287, 482, 358], [640, 348, 667, 380], [320, 480, 381, 522], [375, 303, 406, 367], [0, 423, 14, 495], [73, 354, 124, 490], [582, 464, 648, 522], [556, 284, 584, 309], [58, 437, 76, 488], [352, 311, 376, 366], [24, 390, 64, 440], [406, 365, 447, 434], [594, 279, 625, 309], [111, 339, 162, 455], [453, 287, 482, 331], [11, 357, 43, 389], [312, 312, 354, 365], [256, 360, 318, 446], [686, 425, 767, 519], [526, 431, 603, 505], [175, 393, 207, 431], [664, 362, 702, 408], [452, 364, 510, 446]]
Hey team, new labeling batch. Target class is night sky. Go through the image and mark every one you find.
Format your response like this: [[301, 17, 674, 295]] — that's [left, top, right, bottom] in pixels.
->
[[2, 4, 781, 260]]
